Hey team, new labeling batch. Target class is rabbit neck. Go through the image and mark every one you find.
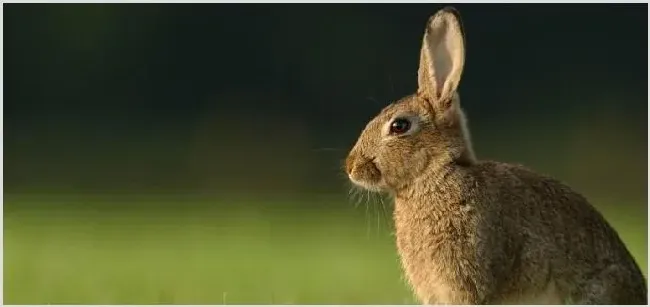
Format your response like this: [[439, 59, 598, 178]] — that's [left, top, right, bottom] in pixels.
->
[[392, 165, 477, 303], [392, 162, 474, 247], [393, 163, 467, 211], [444, 103, 476, 166]]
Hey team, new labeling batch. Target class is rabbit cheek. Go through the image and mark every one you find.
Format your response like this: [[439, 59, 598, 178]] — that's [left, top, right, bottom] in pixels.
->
[[382, 141, 427, 187]]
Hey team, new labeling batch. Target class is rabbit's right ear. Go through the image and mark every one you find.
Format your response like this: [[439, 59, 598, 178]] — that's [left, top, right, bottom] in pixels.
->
[[417, 7, 466, 111]]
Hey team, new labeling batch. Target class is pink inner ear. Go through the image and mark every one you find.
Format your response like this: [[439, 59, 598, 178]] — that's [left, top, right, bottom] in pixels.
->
[[433, 43, 453, 99], [425, 11, 464, 102], [433, 43, 454, 94]]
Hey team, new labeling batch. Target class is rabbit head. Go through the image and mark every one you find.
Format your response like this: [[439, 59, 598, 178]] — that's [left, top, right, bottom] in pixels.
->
[[345, 7, 475, 194]]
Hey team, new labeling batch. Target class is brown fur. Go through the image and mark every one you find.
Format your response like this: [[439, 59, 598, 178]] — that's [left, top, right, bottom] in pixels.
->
[[345, 7, 647, 305]]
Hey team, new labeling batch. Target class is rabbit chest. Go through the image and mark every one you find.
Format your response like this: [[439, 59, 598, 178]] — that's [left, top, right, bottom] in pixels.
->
[[393, 197, 483, 304]]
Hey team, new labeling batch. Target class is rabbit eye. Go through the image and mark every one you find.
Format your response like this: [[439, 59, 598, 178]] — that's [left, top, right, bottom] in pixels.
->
[[390, 118, 411, 135]]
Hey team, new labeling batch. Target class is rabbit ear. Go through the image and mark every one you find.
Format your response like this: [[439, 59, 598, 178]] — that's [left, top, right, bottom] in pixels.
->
[[417, 7, 466, 110]]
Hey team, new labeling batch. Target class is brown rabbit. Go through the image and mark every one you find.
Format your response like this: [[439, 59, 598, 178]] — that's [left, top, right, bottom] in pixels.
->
[[344, 7, 647, 305]]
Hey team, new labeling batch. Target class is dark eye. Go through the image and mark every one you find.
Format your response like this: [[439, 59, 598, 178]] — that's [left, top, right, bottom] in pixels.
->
[[390, 118, 411, 134]]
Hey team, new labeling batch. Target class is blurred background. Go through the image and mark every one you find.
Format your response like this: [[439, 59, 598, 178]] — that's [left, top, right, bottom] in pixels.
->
[[3, 3, 647, 304]]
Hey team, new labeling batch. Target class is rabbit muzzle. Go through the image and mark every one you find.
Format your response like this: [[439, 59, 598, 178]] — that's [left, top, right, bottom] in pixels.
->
[[345, 152, 383, 192]]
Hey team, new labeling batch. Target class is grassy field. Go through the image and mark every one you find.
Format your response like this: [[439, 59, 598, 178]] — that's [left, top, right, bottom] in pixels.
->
[[4, 195, 647, 304]]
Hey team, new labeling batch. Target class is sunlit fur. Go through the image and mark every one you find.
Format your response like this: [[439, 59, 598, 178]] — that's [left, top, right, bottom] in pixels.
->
[[345, 7, 647, 305]]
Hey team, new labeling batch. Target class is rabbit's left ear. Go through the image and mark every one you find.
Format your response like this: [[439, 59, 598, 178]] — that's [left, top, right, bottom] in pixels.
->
[[417, 7, 466, 111]]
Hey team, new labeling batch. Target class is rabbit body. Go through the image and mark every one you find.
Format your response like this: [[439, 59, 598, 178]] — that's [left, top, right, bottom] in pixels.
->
[[393, 159, 646, 304], [345, 7, 647, 305]]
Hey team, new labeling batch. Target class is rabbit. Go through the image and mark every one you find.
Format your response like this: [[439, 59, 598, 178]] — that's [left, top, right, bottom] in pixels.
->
[[344, 7, 647, 305]]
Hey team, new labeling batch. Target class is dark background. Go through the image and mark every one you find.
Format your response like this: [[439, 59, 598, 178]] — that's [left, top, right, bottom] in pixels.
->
[[4, 4, 648, 304]]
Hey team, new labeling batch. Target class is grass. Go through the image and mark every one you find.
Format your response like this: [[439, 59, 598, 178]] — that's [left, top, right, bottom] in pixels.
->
[[3, 195, 647, 304]]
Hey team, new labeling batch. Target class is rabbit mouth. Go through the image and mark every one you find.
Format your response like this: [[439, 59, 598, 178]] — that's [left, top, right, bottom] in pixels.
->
[[349, 176, 384, 192]]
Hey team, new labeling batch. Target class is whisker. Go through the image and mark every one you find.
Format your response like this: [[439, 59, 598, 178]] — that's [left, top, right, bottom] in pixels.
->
[[311, 147, 343, 152], [345, 181, 395, 238], [354, 188, 364, 209], [365, 96, 383, 106], [366, 190, 372, 238], [372, 193, 381, 234], [379, 194, 393, 231]]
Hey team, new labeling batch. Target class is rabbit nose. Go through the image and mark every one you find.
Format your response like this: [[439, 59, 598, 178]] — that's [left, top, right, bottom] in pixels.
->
[[345, 153, 356, 175]]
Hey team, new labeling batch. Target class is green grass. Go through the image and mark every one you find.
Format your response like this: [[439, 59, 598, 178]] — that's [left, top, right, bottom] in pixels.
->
[[3, 195, 647, 304]]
